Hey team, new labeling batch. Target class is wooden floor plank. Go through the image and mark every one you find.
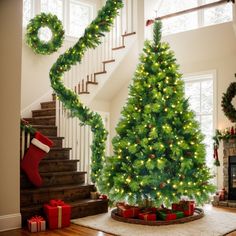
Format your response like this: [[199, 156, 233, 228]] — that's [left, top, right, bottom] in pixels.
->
[[0, 225, 113, 236]]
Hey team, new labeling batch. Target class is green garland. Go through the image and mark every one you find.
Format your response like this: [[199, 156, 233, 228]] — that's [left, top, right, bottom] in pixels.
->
[[21, 119, 36, 134], [49, 0, 123, 183], [26, 13, 64, 55], [221, 74, 236, 122], [213, 127, 236, 166]]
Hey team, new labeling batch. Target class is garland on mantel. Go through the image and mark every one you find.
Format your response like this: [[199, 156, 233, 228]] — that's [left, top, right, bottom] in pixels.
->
[[49, 0, 123, 183], [213, 126, 236, 166]]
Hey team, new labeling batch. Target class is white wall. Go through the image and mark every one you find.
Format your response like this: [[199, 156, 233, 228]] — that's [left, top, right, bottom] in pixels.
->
[[21, 0, 103, 116], [0, 0, 22, 231], [109, 19, 236, 189]]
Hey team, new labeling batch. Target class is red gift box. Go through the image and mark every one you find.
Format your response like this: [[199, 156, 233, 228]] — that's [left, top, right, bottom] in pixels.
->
[[27, 216, 46, 232], [117, 203, 140, 218], [44, 199, 71, 229], [138, 212, 156, 221], [172, 200, 195, 216]]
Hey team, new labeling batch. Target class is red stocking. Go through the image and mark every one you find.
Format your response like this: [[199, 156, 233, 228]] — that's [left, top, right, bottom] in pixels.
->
[[21, 131, 53, 187]]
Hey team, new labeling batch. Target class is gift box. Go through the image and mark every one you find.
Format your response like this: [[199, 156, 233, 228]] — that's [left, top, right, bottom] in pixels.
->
[[44, 199, 71, 229], [138, 212, 156, 221], [145, 207, 158, 213], [157, 209, 184, 221], [213, 195, 220, 202], [117, 203, 140, 218], [172, 200, 195, 216], [27, 216, 46, 232]]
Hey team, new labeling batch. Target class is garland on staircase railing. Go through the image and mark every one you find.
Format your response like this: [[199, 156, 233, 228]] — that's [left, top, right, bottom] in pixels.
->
[[49, 0, 123, 183], [213, 126, 236, 166], [21, 119, 36, 134]]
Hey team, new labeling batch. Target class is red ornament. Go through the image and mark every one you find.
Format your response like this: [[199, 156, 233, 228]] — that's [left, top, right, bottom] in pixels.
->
[[149, 154, 155, 159], [99, 194, 108, 200], [146, 19, 154, 26], [160, 183, 166, 189], [231, 126, 235, 135]]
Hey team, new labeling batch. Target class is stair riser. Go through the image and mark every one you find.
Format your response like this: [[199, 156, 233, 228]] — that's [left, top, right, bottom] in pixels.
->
[[51, 138, 63, 148], [71, 200, 108, 218], [21, 172, 85, 189], [39, 161, 78, 173], [41, 102, 56, 109], [32, 109, 56, 117], [45, 149, 70, 159], [21, 185, 95, 207], [34, 127, 57, 136], [25, 117, 56, 126]]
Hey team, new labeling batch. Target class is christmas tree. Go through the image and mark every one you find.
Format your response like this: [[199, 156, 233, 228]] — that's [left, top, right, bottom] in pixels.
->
[[98, 21, 215, 206]]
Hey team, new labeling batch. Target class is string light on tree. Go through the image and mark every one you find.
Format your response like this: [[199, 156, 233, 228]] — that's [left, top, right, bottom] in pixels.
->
[[97, 21, 215, 206]]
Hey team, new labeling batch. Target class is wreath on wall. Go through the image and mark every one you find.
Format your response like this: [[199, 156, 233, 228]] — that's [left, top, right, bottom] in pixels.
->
[[26, 13, 64, 55], [221, 74, 236, 122]]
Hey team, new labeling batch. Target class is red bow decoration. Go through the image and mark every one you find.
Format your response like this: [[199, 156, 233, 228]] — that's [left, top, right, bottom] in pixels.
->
[[146, 19, 154, 26], [29, 215, 44, 222], [49, 199, 65, 207]]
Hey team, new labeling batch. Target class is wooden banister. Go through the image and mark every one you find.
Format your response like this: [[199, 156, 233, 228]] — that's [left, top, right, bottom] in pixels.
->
[[146, 0, 235, 26]]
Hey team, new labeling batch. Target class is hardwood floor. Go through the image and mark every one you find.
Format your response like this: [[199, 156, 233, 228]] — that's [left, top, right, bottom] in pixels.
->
[[1, 206, 236, 236], [0, 224, 114, 236]]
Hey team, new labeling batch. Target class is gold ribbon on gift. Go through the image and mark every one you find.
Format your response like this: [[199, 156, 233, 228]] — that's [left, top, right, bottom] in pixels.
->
[[144, 214, 148, 221], [58, 206, 62, 228]]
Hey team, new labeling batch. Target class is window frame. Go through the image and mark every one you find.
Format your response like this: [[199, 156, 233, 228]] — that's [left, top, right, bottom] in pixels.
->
[[183, 70, 217, 173], [183, 70, 217, 134], [23, 0, 96, 41]]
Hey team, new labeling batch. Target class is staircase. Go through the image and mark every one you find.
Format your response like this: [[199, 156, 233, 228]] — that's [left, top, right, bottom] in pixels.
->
[[20, 96, 108, 225]]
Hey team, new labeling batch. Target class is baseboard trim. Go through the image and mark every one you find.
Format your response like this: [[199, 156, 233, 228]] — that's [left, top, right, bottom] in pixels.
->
[[0, 213, 21, 232]]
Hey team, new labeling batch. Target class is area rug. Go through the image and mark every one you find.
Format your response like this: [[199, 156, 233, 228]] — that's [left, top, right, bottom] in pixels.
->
[[72, 206, 236, 236]]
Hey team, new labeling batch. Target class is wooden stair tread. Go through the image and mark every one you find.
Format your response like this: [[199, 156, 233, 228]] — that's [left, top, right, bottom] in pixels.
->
[[102, 59, 115, 64], [25, 115, 56, 120], [32, 108, 56, 112], [21, 170, 85, 178], [122, 32, 136, 37], [94, 71, 106, 75], [41, 101, 56, 105], [112, 45, 125, 50], [32, 125, 56, 128], [70, 198, 108, 207], [87, 81, 98, 85], [21, 183, 94, 194], [40, 159, 79, 164], [21, 198, 108, 211], [50, 147, 71, 151], [48, 136, 64, 140], [34, 171, 85, 177]]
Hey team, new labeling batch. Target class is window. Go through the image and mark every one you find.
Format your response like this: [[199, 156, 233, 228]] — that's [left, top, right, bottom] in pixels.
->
[[41, 0, 63, 21], [69, 1, 93, 38], [154, 0, 233, 36], [183, 73, 216, 168], [23, 0, 33, 27], [23, 0, 94, 39]]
